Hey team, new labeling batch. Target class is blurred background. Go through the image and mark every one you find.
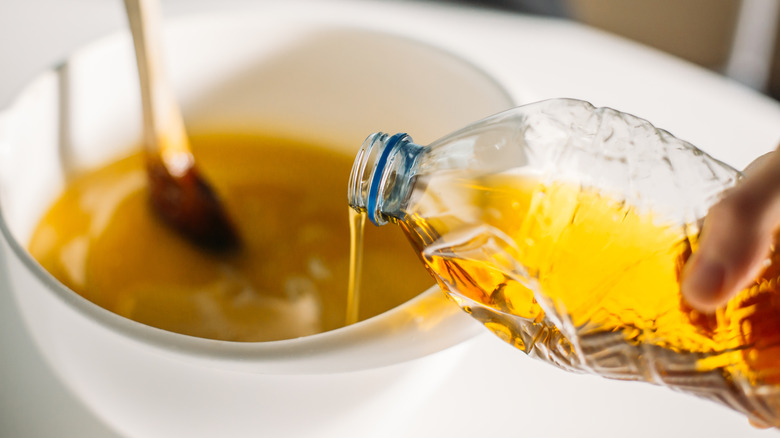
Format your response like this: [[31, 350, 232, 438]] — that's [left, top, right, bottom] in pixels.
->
[[0, 1, 777, 437], [0, 0, 778, 105], [442, 0, 780, 102]]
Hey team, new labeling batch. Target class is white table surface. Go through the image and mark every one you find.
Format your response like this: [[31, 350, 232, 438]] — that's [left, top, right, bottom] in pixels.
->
[[2, 1, 780, 437]]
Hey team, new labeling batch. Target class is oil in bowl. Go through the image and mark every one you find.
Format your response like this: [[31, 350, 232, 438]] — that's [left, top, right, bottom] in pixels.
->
[[28, 133, 434, 341]]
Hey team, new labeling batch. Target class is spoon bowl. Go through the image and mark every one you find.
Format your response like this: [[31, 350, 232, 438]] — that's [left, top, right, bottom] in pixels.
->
[[0, 8, 514, 437], [124, 0, 237, 249]]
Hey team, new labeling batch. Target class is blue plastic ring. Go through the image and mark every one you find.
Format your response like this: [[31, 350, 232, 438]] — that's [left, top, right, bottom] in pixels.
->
[[367, 133, 407, 226]]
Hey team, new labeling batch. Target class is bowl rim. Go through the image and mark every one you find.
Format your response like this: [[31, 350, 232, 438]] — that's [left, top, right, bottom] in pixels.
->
[[0, 10, 514, 374]]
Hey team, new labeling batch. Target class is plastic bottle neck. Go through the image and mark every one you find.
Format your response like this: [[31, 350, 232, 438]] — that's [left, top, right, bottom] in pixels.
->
[[348, 132, 424, 226]]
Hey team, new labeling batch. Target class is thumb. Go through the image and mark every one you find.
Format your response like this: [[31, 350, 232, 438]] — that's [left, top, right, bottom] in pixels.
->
[[681, 147, 780, 312]]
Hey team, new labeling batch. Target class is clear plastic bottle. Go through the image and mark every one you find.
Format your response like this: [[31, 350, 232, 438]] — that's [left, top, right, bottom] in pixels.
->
[[347, 98, 780, 426]]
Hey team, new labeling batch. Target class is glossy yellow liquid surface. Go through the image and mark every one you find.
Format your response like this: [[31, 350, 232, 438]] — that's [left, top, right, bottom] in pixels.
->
[[346, 208, 367, 326], [28, 134, 433, 342], [401, 173, 780, 423]]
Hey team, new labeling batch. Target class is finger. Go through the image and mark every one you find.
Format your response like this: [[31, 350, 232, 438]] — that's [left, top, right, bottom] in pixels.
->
[[681, 194, 773, 312], [681, 146, 780, 312], [743, 151, 774, 176], [749, 417, 771, 429]]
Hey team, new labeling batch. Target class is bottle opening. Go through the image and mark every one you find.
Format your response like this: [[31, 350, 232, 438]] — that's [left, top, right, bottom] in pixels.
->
[[347, 132, 421, 226]]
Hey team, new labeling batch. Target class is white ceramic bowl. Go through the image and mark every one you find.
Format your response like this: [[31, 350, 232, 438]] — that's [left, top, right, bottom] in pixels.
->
[[0, 8, 514, 438]]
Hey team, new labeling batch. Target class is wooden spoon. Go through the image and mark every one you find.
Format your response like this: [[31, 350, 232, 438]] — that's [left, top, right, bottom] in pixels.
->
[[124, 0, 238, 250]]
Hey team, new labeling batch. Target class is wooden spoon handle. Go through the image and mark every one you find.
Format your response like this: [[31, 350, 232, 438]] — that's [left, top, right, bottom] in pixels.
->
[[124, 0, 191, 164], [123, 0, 237, 249]]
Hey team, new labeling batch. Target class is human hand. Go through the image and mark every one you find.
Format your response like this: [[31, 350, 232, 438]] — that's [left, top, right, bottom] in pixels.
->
[[681, 144, 780, 313]]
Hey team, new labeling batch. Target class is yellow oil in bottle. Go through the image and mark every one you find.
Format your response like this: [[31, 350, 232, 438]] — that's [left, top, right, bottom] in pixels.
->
[[398, 172, 780, 424], [28, 133, 433, 342]]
